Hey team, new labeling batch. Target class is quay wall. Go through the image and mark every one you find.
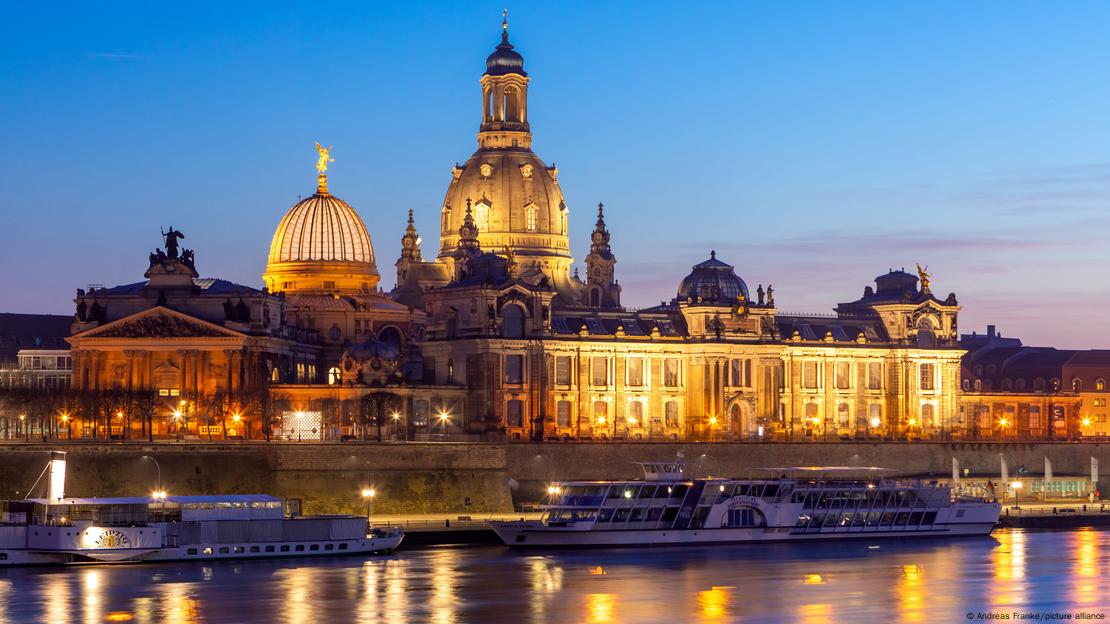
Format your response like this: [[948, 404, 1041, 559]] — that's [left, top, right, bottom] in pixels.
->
[[0, 442, 1103, 514]]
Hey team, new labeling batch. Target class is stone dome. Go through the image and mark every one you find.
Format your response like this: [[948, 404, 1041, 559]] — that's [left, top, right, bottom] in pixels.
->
[[348, 338, 400, 362], [677, 251, 750, 304], [263, 175, 380, 294]]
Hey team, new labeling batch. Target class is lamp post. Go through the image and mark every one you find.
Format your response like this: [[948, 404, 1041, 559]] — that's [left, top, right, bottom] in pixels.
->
[[141, 455, 162, 494], [1011, 480, 1022, 507], [172, 410, 182, 442], [707, 415, 718, 442], [19, 414, 27, 442], [361, 487, 376, 524], [390, 412, 402, 441], [437, 410, 450, 440], [60, 412, 71, 440]]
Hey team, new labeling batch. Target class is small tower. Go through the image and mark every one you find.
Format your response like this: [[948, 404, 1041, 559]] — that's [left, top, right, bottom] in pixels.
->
[[395, 209, 423, 284], [479, 10, 531, 150], [584, 202, 621, 308], [453, 198, 483, 280]]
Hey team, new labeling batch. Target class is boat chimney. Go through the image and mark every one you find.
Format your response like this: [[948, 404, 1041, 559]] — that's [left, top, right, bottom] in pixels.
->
[[48, 451, 66, 503]]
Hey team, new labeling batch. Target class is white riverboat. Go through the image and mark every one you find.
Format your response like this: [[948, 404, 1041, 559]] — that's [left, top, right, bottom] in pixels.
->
[[490, 462, 1000, 548], [0, 452, 403, 565]]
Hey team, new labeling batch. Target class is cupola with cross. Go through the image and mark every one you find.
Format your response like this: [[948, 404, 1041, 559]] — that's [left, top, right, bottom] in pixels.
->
[[584, 202, 621, 308]]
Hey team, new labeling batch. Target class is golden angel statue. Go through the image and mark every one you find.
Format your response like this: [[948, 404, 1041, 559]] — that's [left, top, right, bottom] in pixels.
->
[[314, 142, 334, 174], [916, 263, 931, 291]]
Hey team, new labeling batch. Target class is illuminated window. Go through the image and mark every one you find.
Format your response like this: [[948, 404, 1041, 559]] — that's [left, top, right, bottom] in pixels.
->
[[591, 357, 609, 387], [628, 400, 643, 426], [664, 401, 679, 428], [921, 403, 935, 427], [593, 401, 608, 422], [475, 202, 490, 232], [663, 359, 680, 387], [1029, 406, 1042, 430], [556, 401, 571, 427], [835, 362, 851, 390], [837, 403, 850, 428], [869, 403, 881, 426], [525, 204, 537, 232], [1073, 378, 1082, 392], [327, 367, 341, 385], [554, 357, 572, 385], [919, 364, 935, 391], [802, 361, 819, 389], [626, 358, 644, 387], [1098, 379, 1106, 391]]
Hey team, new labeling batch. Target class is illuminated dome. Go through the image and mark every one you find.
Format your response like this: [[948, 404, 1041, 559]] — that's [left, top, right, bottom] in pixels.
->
[[263, 174, 380, 294], [677, 251, 750, 304]]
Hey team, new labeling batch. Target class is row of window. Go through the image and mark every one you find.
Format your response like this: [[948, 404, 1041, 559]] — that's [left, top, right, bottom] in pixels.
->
[[963, 376, 1108, 393], [18, 355, 72, 371], [186, 542, 350, 556], [505, 398, 682, 429], [448, 202, 564, 234]]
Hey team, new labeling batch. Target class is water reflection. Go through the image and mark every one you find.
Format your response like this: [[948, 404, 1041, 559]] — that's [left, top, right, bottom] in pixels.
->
[[2, 531, 1110, 623]]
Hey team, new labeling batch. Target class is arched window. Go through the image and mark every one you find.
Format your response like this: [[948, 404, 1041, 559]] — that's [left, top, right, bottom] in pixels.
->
[[962, 378, 970, 392], [447, 359, 454, 384], [271, 367, 280, 383], [921, 403, 935, 427], [1050, 378, 1061, 392], [664, 401, 679, 428], [974, 379, 982, 392], [501, 304, 524, 338], [974, 365, 983, 376], [986, 364, 997, 376], [327, 367, 341, 385], [378, 326, 403, 346], [474, 201, 490, 232], [1098, 379, 1106, 391], [1015, 378, 1026, 391], [593, 401, 608, 425], [1073, 378, 1082, 392], [916, 319, 936, 348], [442, 207, 451, 232], [525, 204, 538, 232], [1001, 378, 1013, 391], [1033, 378, 1046, 391]]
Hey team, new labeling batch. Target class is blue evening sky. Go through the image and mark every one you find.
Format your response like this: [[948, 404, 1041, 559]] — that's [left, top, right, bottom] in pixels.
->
[[2, 2, 1109, 348]]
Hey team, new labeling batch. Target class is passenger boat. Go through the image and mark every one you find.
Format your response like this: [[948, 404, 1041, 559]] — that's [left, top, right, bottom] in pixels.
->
[[0, 452, 403, 565], [490, 462, 1000, 548]]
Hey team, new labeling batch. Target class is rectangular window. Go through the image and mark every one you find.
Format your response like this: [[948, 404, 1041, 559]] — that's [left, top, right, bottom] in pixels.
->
[[309, 544, 319, 551], [557, 401, 571, 427], [663, 359, 680, 387], [281, 545, 290, 552], [665, 401, 679, 428], [867, 362, 882, 390], [250, 546, 260, 553], [730, 360, 742, 387], [507, 399, 524, 427], [339, 543, 348, 550], [187, 548, 198, 555], [325, 544, 334, 551], [591, 357, 609, 387], [628, 400, 644, 426], [744, 359, 752, 387], [295, 545, 305, 552], [869, 403, 881, 426], [555, 356, 572, 385], [802, 361, 819, 389], [219, 547, 229, 554], [919, 364, 935, 391], [626, 358, 644, 387], [203, 547, 213, 555], [1027, 406, 1041, 430], [265, 545, 276, 553], [233, 546, 244, 554], [504, 355, 523, 385], [835, 362, 851, 390]]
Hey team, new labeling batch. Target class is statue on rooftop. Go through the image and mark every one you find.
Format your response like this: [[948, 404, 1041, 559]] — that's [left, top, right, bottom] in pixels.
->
[[161, 226, 185, 259]]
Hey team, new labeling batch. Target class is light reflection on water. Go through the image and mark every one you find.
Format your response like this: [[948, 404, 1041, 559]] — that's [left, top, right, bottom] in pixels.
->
[[1, 529, 1110, 623]]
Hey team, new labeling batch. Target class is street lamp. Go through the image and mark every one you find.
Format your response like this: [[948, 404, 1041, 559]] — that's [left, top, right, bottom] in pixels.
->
[[60, 411, 71, 440], [361, 487, 376, 523], [172, 410, 183, 442], [437, 410, 450, 439], [1011, 480, 1022, 506], [141, 456, 162, 494], [707, 415, 718, 441], [19, 414, 26, 442]]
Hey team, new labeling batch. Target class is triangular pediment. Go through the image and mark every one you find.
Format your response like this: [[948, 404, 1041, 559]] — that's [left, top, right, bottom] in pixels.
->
[[73, 306, 244, 340]]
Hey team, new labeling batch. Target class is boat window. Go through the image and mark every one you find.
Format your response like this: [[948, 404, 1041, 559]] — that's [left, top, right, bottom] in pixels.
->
[[325, 544, 334, 551], [895, 512, 910, 526], [628, 508, 645, 522], [187, 548, 197, 555], [638, 486, 658, 499], [606, 487, 624, 500], [795, 514, 811, 528], [923, 511, 937, 525], [339, 543, 348, 550], [310, 544, 319, 551], [691, 506, 711, 529], [280, 545, 290, 552], [203, 547, 213, 555], [295, 545, 305, 552], [879, 512, 895, 526], [669, 485, 688, 499], [622, 487, 639, 499], [765, 484, 781, 498], [866, 511, 881, 526], [250, 546, 260, 553], [838, 512, 853, 527], [908, 512, 923, 526], [852, 512, 866, 527], [598, 508, 615, 523], [645, 507, 663, 522], [809, 513, 825, 529], [661, 507, 679, 523], [219, 547, 230, 554], [233, 546, 244, 554], [735, 484, 749, 496], [613, 508, 631, 523], [822, 513, 838, 527]]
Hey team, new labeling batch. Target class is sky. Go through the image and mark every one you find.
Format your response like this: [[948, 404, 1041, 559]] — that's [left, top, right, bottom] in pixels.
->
[[2, 2, 1109, 348]]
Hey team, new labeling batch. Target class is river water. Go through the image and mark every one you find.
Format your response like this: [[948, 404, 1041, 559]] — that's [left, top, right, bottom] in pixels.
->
[[1, 528, 1107, 623]]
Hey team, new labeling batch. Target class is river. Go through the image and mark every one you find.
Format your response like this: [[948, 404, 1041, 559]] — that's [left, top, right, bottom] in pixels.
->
[[1, 528, 1107, 623]]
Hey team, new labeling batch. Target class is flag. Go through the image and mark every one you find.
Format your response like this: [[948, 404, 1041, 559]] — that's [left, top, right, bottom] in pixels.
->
[[1045, 457, 1053, 483], [952, 457, 960, 486]]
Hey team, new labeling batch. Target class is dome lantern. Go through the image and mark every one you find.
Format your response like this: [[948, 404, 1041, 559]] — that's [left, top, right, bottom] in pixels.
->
[[677, 252, 750, 304]]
